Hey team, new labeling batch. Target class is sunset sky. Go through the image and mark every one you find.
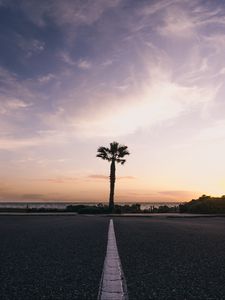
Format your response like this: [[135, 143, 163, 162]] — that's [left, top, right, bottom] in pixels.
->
[[0, 0, 225, 203]]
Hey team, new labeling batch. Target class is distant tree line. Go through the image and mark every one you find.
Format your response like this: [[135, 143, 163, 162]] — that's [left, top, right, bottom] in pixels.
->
[[179, 195, 225, 214], [66, 203, 179, 214], [66, 203, 141, 214]]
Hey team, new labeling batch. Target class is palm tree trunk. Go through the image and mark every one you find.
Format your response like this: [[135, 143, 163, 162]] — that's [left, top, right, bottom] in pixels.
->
[[109, 159, 116, 211]]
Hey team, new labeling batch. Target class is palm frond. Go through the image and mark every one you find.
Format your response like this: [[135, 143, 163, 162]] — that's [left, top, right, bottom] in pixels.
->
[[117, 145, 130, 158], [96, 153, 110, 161], [110, 141, 119, 155], [116, 158, 126, 165], [96, 146, 111, 161]]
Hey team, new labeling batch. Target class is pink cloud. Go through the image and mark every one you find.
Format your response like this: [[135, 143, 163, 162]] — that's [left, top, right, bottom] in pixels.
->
[[87, 174, 135, 180]]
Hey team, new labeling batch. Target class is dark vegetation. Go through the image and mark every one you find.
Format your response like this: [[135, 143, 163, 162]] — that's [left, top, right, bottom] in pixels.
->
[[0, 207, 65, 213], [26, 196, 225, 214], [66, 203, 142, 214], [142, 205, 179, 213], [2, 195, 225, 214], [0, 203, 178, 214], [179, 195, 225, 213], [66, 203, 179, 214]]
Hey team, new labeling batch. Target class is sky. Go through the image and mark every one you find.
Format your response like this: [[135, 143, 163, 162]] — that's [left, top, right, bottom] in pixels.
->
[[0, 0, 225, 203]]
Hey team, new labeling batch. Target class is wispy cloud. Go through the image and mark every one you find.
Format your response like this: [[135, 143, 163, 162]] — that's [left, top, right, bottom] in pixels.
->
[[42, 177, 78, 184], [139, 0, 178, 16], [0, 67, 36, 109], [21, 193, 45, 200], [38, 73, 56, 83], [157, 8, 195, 37], [88, 174, 135, 180], [0, 130, 69, 150], [141, 0, 225, 39], [0, 97, 31, 114], [158, 190, 195, 198], [118, 189, 197, 202], [16, 34, 45, 57], [19, 0, 122, 27], [60, 53, 92, 69], [196, 121, 225, 141], [1, 0, 223, 140], [64, 65, 218, 137], [60, 52, 76, 66], [88, 174, 108, 180], [77, 59, 92, 70]]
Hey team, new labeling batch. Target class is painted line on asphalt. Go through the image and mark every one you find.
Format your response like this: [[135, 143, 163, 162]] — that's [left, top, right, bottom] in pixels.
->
[[98, 219, 128, 300]]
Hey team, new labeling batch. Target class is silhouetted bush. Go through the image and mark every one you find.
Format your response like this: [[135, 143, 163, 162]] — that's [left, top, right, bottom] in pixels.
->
[[66, 204, 109, 214], [179, 195, 225, 213], [66, 205, 86, 212], [114, 203, 141, 213], [66, 203, 142, 214], [142, 205, 179, 213], [78, 206, 109, 214]]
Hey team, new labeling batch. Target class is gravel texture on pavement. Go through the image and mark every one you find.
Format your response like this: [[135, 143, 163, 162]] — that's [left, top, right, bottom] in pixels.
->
[[0, 216, 109, 300], [114, 217, 225, 300]]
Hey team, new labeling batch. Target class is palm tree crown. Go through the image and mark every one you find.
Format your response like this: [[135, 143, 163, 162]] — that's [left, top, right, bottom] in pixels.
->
[[96, 141, 130, 165]]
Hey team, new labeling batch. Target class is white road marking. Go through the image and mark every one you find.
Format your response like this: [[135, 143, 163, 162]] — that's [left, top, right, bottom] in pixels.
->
[[98, 219, 128, 300]]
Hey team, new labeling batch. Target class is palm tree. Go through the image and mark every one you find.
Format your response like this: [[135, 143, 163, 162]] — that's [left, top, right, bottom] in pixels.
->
[[96, 141, 130, 211]]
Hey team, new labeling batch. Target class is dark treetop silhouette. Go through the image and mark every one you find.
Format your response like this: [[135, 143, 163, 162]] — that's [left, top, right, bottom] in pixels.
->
[[96, 142, 130, 210]]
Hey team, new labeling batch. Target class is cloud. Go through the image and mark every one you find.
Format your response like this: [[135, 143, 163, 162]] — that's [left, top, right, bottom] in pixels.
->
[[19, 0, 121, 27], [60, 52, 76, 66], [139, 0, 178, 16], [0, 67, 36, 107], [68, 68, 217, 137], [157, 8, 195, 37], [0, 130, 70, 150], [36, 38, 219, 140], [88, 174, 108, 180], [0, 137, 44, 149], [0, 0, 224, 143], [117, 189, 199, 204], [43, 177, 78, 183], [0, 66, 59, 138], [21, 193, 45, 199], [158, 190, 195, 198], [34, 1, 222, 139], [196, 121, 225, 141], [119, 189, 197, 202], [119, 176, 135, 180], [60, 53, 92, 69], [0, 97, 31, 114], [141, 0, 225, 42], [6, 99, 29, 109], [77, 59, 92, 70], [16, 34, 45, 57], [88, 174, 135, 180], [102, 60, 114, 67], [38, 73, 56, 83]]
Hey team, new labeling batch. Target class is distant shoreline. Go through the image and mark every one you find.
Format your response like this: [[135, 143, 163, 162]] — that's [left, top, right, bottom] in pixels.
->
[[0, 201, 183, 211]]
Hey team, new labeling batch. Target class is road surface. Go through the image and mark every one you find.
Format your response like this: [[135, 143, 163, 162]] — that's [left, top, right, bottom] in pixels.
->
[[0, 216, 108, 300], [114, 216, 225, 299], [1, 215, 225, 299]]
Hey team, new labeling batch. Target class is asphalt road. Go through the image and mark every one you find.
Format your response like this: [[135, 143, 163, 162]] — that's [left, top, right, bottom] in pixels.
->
[[0, 216, 108, 300], [114, 217, 225, 299], [1, 215, 225, 300]]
